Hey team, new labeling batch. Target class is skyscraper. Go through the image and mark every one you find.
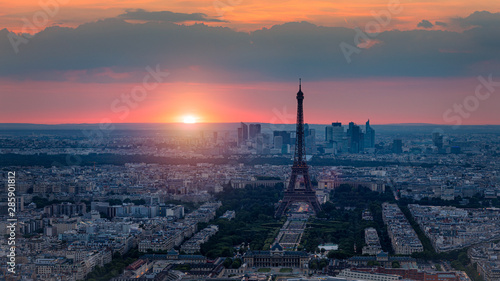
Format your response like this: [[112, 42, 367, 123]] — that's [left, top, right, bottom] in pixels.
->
[[273, 131, 291, 145], [347, 122, 364, 153], [331, 122, 346, 153], [392, 139, 403, 154], [237, 127, 243, 144], [364, 120, 375, 148], [432, 132, 443, 149], [273, 135, 283, 149], [256, 134, 264, 154], [241, 122, 248, 140], [325, 126, 333, 142], [238, 122, 249, 145], [305, 128, 316, 155], [249, 124, 261, 139]]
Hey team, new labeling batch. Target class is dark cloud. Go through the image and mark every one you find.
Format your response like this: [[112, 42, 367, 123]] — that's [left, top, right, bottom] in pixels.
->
[[435, 21, 448, 27], [1, 11, 499, 83], [454, 11, 500, 28], [118, 9, 226, 23], [417, 20, 434, 28]]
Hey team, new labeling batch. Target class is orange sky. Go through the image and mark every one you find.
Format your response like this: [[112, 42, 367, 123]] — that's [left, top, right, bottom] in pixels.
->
[[1, 1, 500, 125], [1, 77, 498, 125], [2, 0, 499, 33]]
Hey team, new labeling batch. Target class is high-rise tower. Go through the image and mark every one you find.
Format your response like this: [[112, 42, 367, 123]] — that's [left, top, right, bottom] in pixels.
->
[[275, 79, 322, 218], [364, 120, 375, 148]]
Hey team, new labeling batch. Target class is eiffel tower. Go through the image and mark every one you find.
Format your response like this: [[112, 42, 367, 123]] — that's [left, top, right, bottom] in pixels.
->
[[275, 79, 322, 218]]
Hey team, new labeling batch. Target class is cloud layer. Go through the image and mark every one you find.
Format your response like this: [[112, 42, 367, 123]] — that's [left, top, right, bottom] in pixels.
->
[[1, 11, 500, 83], [118, 9, 225, 23], [417, 20, 434, 28]]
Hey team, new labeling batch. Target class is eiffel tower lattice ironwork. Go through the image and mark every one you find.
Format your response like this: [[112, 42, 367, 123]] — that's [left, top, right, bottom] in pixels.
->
[[275, 79, 322, 218]]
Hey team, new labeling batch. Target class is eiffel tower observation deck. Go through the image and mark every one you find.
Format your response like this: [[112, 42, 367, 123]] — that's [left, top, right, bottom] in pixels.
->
[[275, 79, 322, 218]]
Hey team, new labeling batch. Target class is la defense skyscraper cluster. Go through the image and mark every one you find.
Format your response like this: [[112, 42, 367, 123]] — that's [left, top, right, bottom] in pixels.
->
[[325, 120, 375, 153], [275, 80, 323, 217]]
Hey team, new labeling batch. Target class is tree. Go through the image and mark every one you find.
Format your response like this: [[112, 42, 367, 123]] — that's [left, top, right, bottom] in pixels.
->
[[200, 183, 284, 258], [327, 251, 353, 260], [107, 199, 122, 206], [309, 260, 318, 270], [231, 258, 242, 269], [132, 199, 146, 205], [319, 259, 328, 269], [223, 258, 233, 268], [221, 247, 233, 257], [458, 252, 469, 265]]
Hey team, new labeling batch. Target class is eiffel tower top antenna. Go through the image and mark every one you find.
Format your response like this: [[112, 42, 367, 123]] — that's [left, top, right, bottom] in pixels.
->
[[295, 78, 305, 164]]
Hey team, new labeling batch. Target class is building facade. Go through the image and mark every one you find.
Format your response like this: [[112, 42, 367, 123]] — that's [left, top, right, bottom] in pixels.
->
[[243, 243, 309, 268]]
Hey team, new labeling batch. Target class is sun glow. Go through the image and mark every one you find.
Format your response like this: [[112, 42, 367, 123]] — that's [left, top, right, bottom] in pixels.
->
[[183, 115, 197, 124]]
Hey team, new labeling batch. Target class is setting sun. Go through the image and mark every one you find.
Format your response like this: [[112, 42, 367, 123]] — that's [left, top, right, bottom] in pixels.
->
[[183, 115, 197, 124]]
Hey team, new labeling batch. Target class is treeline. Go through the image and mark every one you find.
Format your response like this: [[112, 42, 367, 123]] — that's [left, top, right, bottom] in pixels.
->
[[223, 257, 242, 269], [412, 247, 483, 281], [399, 205, 437, 255], [327, 184, 395, 210], [31, 197, 147, 210], [302, 209, 390, 255], [301, 219, 359, 253], [0, 153, 234, 167], [301, 184, 395, 254], [199, 183, 284, 259], [400, 194, 499, 209], [309, 258, 329, 270], [1, 153, 442, 168], [106, 198, 146, 206], [31, 196, 75, 208], [400, 205, 484, 281], [85, 248, 141, 281]]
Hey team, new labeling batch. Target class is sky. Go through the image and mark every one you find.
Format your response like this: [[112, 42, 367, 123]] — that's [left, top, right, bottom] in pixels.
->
[[0, 0, 500, 125]]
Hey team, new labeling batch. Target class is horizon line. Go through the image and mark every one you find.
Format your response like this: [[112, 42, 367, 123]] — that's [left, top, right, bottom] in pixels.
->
[[2, 122, 500, 126]]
